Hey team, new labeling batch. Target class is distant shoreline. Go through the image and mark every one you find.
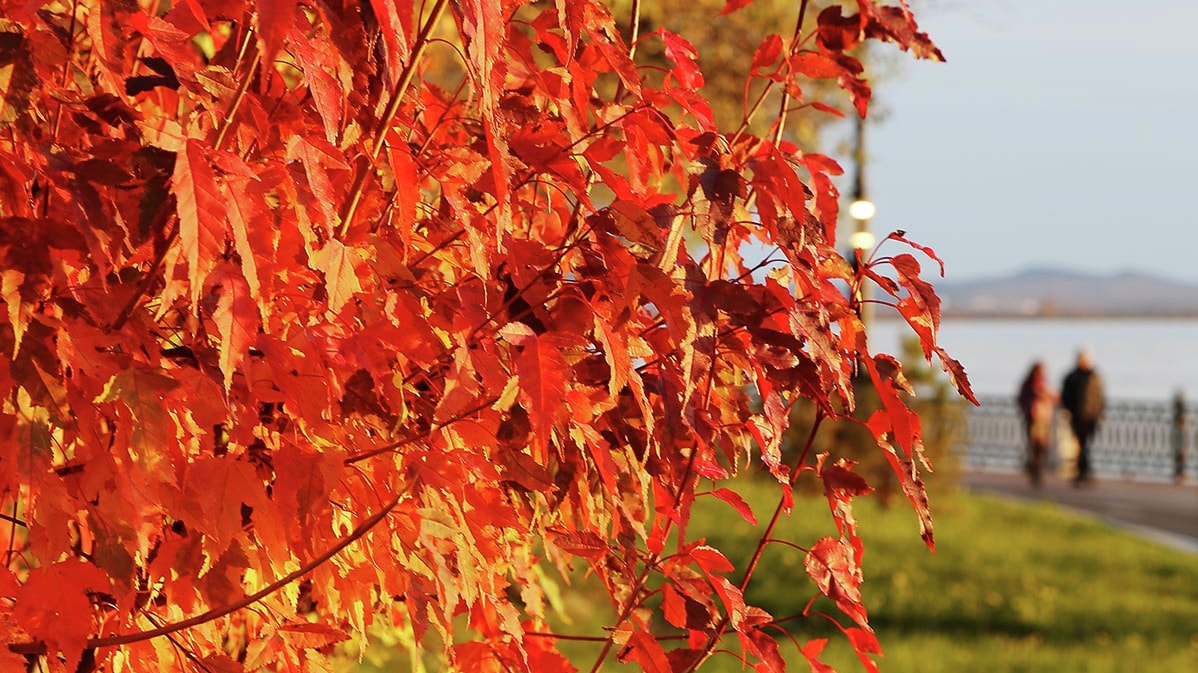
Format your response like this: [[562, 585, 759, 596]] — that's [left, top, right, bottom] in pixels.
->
[[877, 312, 1198, 321]]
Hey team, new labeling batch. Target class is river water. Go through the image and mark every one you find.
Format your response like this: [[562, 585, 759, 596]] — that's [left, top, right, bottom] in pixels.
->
[[868, 317, 1198, 403]]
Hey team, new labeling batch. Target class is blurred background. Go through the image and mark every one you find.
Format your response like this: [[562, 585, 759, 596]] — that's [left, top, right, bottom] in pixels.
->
[[861, 0, 1198, 400]]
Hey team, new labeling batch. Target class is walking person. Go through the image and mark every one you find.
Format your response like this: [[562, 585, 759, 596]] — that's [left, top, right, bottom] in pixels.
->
[[1060, 350, 1105, 486], [1017, 361, 1057, 486]]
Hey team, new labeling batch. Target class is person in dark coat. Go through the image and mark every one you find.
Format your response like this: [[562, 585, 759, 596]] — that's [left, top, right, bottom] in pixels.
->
[[1060, 350, 1105, 486], [1017, 361, 1057, 486]]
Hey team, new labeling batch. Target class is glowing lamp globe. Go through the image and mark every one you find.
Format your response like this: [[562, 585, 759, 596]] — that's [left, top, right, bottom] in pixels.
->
[[848, 198, 876, 221], [850, 229, 876, 251]]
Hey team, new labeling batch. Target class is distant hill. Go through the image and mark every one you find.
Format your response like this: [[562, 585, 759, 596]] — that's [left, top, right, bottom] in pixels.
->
[[934, 269, 1198, 317]]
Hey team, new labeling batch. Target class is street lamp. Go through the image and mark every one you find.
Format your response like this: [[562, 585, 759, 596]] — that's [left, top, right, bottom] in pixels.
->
[[848, 114, 875, 327]]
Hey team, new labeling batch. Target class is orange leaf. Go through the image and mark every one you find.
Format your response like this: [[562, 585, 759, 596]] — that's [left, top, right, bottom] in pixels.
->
[[618, 631, 673, 673], [368, 0, 412, 84], [254, 0, 297, 64], [804, 536, 868, 630], [173, 138, 226, 306], [13, 560, 110, 671], [710, 487, 757, 525], [211, 265, 258, 389], [512, 332, 569, 461], [308, 239, 363, 314], [277, 621, 350, 650], [287, 134, 349, 228]]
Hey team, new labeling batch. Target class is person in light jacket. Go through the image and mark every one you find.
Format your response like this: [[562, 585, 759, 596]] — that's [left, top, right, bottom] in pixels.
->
[[1060, 349, 1105, 486]]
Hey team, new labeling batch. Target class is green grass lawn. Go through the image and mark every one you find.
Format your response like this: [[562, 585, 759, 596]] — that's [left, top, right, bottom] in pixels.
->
[[348, 477, 1198, 672], [680, 477, 1198, 673]]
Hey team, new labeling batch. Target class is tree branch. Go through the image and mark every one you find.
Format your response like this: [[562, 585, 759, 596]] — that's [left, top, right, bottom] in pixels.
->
[[8, 496, 401, 656]]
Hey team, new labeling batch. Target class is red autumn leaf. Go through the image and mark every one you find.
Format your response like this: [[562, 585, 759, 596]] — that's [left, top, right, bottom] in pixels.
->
[[510, 330, 569, 460], [864, 5, 945, 62], [887, 230, 946, 275], [710, 487, 758, 525], [890, 253, 941, 331], [210, 265, 258, 389], [254, 0, 297, 64], [719, 0, 756, 16], [165, 0, 210, 33], [173, 138, 226, 306], [13, 559, 111, 671], [1, 270, 29, 356], [96, 364, 181, 456], [551, 530, 608, 559], [290, 28, 346, 144], [751, 34, 784, 77], [584, 10, 642, 97], [860, 350, 922, 457], [705, 574, 748, 630], [810, 101, 845, 117], [500, 448, 555, 492], [657, 28, 704, 89], [740, 621, 787, 673], [690, 544, 735, 574], [816, 6, 863, 52], [508, 122, 588, 193], [788, 52, 847, 80], [0, 1, 966, 670], [277, 621, 350, 650], [936, 345, 980, 405], [287, 134, 349, 228], [186, 455, 269, 551], [804, 536, 868, 630], [385, 133, 422, 238], [660, 582, 689, 629], [607, 200, 663, 247], [821, 461, 873, 500], [84, 0, 131, 92], [800, 638, 838, 673], [221, 174, 265, 301], [618, 630, 673, 673], [368, 0, 412, 84], [273, 441, 339, 549], [843, 627, 883, 673]]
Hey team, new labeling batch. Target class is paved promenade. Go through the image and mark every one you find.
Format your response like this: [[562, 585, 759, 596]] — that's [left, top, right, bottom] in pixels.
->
[[962, 470, 1198, 554]]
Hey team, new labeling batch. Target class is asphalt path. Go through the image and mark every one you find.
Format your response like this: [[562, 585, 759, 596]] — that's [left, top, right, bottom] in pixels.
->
[[961, 471, 1198, 555]]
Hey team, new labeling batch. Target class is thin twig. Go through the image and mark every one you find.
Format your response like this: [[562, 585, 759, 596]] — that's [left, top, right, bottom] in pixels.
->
[[769, 0, 810, 147], [628, 0, 642, 59], [344, 398, 499, 464], [0, 508, 26, 528], [213, 34, 261, 152], [339, 0, 452, 238]]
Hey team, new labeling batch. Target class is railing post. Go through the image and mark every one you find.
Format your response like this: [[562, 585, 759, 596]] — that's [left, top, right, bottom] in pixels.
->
[[1172, 391, 1188, 483]]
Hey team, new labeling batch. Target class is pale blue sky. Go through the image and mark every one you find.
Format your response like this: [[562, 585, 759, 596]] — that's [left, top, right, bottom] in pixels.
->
[[852, 0, 1198, 283]]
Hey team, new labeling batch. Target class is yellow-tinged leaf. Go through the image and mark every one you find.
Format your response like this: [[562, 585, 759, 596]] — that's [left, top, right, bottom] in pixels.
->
[[309, 239, 363, 314], [173, 138, 227, 307], [96, 365, 180, 460], [211, 266, 258, 389], [1, 269, 27, 356]]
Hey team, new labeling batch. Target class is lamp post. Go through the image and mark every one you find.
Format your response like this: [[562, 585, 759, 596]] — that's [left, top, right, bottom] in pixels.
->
[[848, 114, 876, 328]]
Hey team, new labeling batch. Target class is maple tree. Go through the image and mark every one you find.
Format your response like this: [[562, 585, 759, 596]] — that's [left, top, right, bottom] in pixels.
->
[[0, 0, 974, 671]]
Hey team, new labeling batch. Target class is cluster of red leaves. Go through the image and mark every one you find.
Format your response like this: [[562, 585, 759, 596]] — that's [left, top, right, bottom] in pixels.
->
[[0, 0, 972, 671]]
